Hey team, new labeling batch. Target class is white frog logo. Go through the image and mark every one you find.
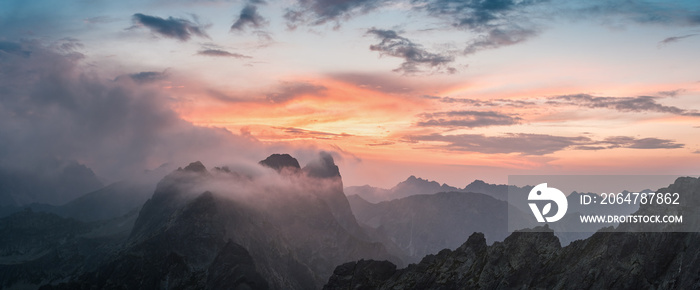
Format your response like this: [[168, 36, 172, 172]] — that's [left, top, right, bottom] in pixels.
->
[[528, 183, 568, 223]]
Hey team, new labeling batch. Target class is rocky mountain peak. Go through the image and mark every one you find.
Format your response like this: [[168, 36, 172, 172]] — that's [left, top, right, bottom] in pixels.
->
[[182, 161, 207, 173], [259, 154, 301, 172], [303, 152, 340, 178], [401, 175, 436, 185], [466, 179, 487, 187]]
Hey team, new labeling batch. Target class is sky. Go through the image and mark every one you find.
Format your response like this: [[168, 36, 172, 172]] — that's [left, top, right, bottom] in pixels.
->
[[1, 0, 699, 189]]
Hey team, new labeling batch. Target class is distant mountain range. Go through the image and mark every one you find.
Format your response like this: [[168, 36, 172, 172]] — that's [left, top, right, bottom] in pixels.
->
[[348, 192, 531, 263], [2, 154, 694, 289], [345, 176, 511, 203], [347, 176, 647, 246], [0, 160, 103, 206], [325, 176, 700, 289]]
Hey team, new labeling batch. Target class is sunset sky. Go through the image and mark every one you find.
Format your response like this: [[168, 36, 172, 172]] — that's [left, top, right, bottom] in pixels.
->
[[1, 0, 699, 188]]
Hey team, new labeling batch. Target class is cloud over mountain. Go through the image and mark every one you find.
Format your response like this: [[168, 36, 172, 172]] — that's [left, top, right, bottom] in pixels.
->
[[0, 40, 258, 182]]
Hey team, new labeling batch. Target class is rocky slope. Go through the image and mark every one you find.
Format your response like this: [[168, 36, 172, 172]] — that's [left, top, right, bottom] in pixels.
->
[[325, 176, 700, 289]]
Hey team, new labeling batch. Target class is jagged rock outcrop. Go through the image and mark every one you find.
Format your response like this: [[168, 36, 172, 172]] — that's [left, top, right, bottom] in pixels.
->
[[326, 177, 700, 289], [259, 153, 301, 172], [303, 151, 341, 178], [42, 154, 399, 290]]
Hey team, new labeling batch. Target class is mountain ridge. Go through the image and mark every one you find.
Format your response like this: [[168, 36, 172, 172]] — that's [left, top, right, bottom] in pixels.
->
[[40, 153, 400, 290], [325, 176, 700, 289]]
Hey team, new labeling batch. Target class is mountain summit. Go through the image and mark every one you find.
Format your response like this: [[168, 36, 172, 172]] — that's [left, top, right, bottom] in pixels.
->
[[39, 153, 397, 290], [259, 153, 301, 172]]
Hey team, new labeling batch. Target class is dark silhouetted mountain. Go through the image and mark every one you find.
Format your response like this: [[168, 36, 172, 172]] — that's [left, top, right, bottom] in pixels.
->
[[0, 209, 133, 289], [42, 153, 399, 290], [345, 176, 461, 203], [463, 179, 510, 201], [303, 151, 341, 178], [326, 177, 700, 289], [344, 185, 390, 204], [259, 153, 301, 172], [183, 160, 207, 173], [348, 192, 531, 263], [391, 176, 460, 200], [0, 160, 103, 206], [51, 181, 154, 222], [0, 169, 161, 223]]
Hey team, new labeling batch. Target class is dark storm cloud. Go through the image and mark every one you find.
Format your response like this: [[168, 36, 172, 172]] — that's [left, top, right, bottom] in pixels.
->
[[132, 13, 209, 41], [417, 110, 521, 128], [231, 4, 268, 31], [658, 34, 697, 46], [366, 28, 455, 74], [407, 133, 684, 155], [266, 82, 327, 103], [549, 94, 700, 117], [197, 49, 252, 58], [0, 40, 257, 181]]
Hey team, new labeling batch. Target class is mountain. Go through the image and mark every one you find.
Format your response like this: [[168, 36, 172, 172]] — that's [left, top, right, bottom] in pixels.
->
[[0, 160, 103, 206], [0, 170, 162, 223], [348, 192, 531, 263], [325, 176, 700, 289], [345, 177, 527, 204], [0, 209, 135, 289], [41, 153, 399, 290], [345, 176, 461, 203], [463, 179, 511, 201], [343, 185, 390, 204]]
